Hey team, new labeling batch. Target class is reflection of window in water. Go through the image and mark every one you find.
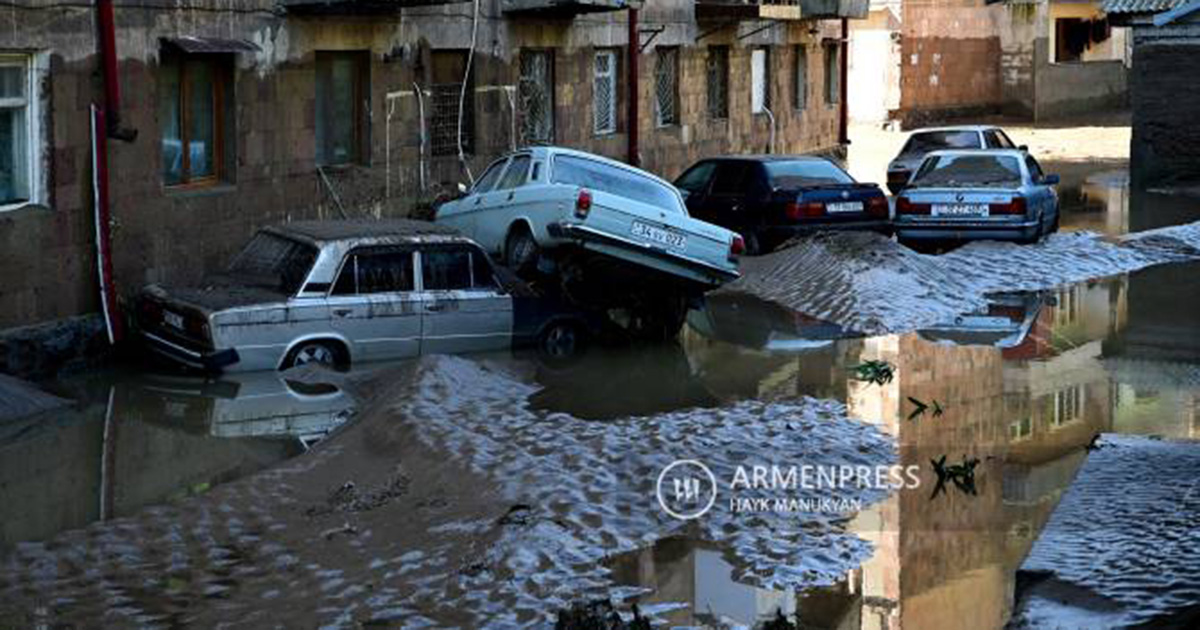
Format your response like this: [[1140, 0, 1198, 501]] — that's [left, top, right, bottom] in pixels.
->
[[1055, 285, 1081, 327], [1010, 416, 1033, 441], [1053, 385, 1083, 426]]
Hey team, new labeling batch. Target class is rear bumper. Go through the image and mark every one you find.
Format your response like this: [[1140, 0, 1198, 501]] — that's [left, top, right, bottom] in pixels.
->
[[546, 221, 740, 286], [142, 330, 239, 371], [762, 220, 892, 240], [895, 219, 1039, 242]]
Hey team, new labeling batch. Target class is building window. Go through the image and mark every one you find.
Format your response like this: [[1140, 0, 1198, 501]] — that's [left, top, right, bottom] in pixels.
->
[[316, 51, 369, 166], [430, 50, 474, 157], [0, 54, 42, 208], [519, 49, 555, 145], [593, 49, 617, 136], [160, 51, 232, 186], [751, 47, 770, 114], [1054, 17, 1112, 63], [1053, 386, 1083, 426], [654, 47, 680, 127], [824, 43, 840, 106], [706, 46, 729, 120], [794, 46, 808, 111]]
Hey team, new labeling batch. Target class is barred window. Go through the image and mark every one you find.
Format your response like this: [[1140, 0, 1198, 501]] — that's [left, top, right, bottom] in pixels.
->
[[593, 49, 617, 135], [751, 47, 770, 113], [706, 46, 729, 120], [794, 46, 808, 111], [825, 43, 840, 105], [519, 49, 555, 145], [430, 50, 473, 157], [654, 47, 679, 127]]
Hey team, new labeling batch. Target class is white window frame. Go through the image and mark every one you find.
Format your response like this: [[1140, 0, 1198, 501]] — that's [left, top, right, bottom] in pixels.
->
[[593, 49, 617, 136], [751, 48, 769, 114], [0, 52, 47, 213]]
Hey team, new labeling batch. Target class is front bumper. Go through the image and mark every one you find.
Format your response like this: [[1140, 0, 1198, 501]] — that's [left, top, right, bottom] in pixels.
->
[[142, 330, 240, 371], [894, 218, 1039, 242]]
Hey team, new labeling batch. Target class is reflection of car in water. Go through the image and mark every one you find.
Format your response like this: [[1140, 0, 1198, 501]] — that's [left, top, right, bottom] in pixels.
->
[[919, 292, 1046, 348], [688, 292, 850, 351], [135, 220, 599, 372], [131, 370, 354, 444]]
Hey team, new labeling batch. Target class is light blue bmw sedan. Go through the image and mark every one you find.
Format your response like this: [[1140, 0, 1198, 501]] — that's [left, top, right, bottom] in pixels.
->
[[894, 149, 1061, 247]]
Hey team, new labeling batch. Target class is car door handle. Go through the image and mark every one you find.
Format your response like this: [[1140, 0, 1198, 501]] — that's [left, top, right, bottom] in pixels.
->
[[333, 308, 352, 318]]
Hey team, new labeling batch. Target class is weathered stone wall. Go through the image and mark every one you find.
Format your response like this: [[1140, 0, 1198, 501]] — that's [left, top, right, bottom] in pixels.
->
[[1130, 36, 1200, 188], [0, 1, 845, 341]]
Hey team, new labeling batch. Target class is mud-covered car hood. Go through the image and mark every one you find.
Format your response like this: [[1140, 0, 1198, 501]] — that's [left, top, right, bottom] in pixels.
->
[[142, 275, 290, 313]]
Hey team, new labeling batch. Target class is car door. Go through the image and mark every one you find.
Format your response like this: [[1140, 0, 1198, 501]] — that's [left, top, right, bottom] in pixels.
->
[[675, 161, 718, 219], [1024, 155, 1055, 222], [445, 157, 509, 252], [417, 243, 513, 355], [476, 153, 533, 250], [704, 161, 753, 231], [328, 247, 422, 362]]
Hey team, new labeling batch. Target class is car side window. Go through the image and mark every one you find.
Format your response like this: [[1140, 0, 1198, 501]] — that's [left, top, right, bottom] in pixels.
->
[[472, 159, 508, 194], [983, 131, 1003, 148], [332, 249, 415, 295], [710, 162, 749, 195], [1025, 156, 1045, 182], [995, 130, 1017, 149], [422, 246, 498, 291], [676, 162, 717, 194], [496, 155, 532, 190]]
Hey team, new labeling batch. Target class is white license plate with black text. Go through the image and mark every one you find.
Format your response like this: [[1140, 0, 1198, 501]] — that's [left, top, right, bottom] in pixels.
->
[[826, 201, 863, 213], [164, 311, 185, 330], [631, 221, 687, 249], [932, 203, 988, 217]]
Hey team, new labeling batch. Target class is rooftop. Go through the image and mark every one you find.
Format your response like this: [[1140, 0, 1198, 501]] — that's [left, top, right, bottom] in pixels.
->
[[1101, 0, 1185, 14]]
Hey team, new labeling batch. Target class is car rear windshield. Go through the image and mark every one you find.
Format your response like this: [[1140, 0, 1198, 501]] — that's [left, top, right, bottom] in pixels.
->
[[902, 131, 981, 155], [911, 154, 1023, 189], [227, 232, 318, 294], [552, 155, 682, 213], [764, 160, 855, 188]]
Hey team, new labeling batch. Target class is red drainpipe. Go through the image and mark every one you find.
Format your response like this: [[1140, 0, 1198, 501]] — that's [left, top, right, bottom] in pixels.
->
[[627, 8, 640, 167], [97, 0, 135, 141], [839, 17, 849, 146]]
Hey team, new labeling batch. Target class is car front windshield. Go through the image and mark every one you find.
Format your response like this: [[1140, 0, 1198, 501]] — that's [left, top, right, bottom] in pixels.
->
[[227, 232, 318, 294], [902, 131, 981, 156], [765, 160, 855, 188], [552, 155, 683, 213], [911, 154, 1023, 189]]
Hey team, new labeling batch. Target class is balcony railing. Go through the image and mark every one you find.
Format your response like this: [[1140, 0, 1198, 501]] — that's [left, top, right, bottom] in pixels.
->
[[501, 0, 640, 16], [695, 0, 869, 21]]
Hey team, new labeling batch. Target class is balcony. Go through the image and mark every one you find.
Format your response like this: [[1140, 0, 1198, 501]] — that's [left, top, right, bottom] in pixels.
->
[[501, 0, 640, 16], [280, 0, 470, 14], [694, 0, 869, 21]]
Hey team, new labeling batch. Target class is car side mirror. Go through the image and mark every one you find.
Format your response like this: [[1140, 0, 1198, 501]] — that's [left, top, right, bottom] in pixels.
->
[[1043, 174, 1060, 185], [457, 182, 469, 194]]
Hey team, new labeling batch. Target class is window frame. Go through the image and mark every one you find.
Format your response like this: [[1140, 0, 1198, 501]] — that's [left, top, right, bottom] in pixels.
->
[[0, 52, 45, 212], [315, 50, 370, 167], [418, 244, 500, 292], [794, 45, 808, 111], [593, 49, 618, 136], [654, 46, 681, 128], [824, 43, 840, 107], [706, 46, 730, 121], [518, 48, 556, 146], [751, 47, 771, 114], [160, 50, 231, 188]]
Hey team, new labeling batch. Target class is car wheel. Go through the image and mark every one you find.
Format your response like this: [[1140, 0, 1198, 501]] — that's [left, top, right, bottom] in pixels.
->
[[626, 295, 688, 342], [539, 320, 586, 361], [505, 226, 540, 276], [742, 231, 763, 257], [284, 341, 344, 370]]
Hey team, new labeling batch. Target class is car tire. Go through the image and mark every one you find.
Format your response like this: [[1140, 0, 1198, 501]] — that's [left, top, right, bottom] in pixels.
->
[[743, 231, 763, 257], [626, 294, 688, 342], [283, 341, 346, 371], [505, 226, 540, 276], [538, 320, 586, 362]]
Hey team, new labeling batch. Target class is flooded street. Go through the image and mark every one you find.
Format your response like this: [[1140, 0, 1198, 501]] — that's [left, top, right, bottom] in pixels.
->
[[3, 158, 1199, 628]]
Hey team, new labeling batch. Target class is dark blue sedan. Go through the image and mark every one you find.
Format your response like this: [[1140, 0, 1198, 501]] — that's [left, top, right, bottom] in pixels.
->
[[674, 156, 890, 254]]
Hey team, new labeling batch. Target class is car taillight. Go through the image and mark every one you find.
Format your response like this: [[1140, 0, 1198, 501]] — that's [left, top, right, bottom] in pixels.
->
[[785, 201, 802, 221], [989, 197, 1026, 215], [729, 234, 745, 260], [575, 189, 592, 219], [787, 201, 825, 220], [187, 316, 211, 341], [896, 197, 931, 215], [867, 195, 889, 218]]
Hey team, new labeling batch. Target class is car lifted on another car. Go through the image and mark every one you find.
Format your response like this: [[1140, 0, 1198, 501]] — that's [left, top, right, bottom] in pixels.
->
[[135, 220, 600, 372]]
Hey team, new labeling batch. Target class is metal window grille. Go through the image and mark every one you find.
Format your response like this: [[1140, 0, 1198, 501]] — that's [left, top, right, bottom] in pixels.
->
[[654, 47, 679, 127], [593, 50, 617, 135], [430, 83, 472, 156], [519, 50, 554, 145], [706, 46, 729, 120], [794, 46, 808, 110]]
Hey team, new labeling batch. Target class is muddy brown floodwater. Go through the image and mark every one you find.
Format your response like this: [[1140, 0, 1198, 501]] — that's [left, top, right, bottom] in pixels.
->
[[2, 164, 1199, 629]]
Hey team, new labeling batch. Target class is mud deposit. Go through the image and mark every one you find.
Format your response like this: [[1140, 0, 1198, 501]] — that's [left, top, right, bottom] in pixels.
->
[[0, 357, 895, 629], [728, 221, 1200, 335]]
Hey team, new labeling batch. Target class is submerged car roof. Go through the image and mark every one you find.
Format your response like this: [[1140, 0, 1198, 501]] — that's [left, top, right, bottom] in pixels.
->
[[265, 219, 471, 245]]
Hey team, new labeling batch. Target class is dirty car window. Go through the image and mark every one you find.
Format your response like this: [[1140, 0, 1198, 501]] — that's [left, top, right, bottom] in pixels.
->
[[333, 249, 414, 295], [422, 247, 496, 291], [228, 232, 317, 295], [496, 155, 531, 190], [472, 159, 507, 194], [552, 155, 681, 213], [912, 154, 1024, 188], [902, 131, 981, 155], [765, 160, 854, 188]]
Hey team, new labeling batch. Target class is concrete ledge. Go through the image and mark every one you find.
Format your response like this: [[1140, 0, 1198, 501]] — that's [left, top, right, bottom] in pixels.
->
[[0, 314, 112, 380]]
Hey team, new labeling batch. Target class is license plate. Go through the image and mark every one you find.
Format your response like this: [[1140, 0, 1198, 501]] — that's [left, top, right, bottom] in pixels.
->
[[163, 311, 185, 330], [826, 201, 863, 213], [932, 203, 988, 217], [631, 221, 687, 249]]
